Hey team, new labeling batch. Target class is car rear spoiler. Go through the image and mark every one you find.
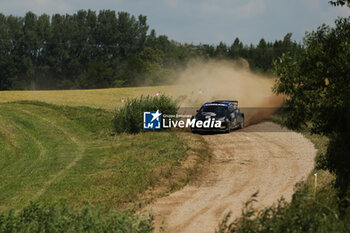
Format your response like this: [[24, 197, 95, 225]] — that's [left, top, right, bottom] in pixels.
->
[[213, 100, 238, 104]]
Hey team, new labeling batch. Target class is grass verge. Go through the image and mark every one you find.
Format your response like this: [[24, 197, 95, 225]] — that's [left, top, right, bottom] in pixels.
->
[[0, 101, 208, 213]]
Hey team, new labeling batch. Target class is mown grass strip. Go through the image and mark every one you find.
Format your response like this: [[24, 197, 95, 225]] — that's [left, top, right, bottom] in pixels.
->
[[0, 101, 209, 213]]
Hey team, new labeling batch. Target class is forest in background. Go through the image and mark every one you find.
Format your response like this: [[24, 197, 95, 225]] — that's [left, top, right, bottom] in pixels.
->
[[0, 10, 303, 90]]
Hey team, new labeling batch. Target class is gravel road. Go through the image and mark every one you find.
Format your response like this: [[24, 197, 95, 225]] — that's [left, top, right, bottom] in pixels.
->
[[149, 122, 316, 233]]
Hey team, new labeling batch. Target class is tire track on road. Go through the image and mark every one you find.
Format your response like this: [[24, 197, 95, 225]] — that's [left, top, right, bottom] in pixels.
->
[[148, 122, 317, 233]]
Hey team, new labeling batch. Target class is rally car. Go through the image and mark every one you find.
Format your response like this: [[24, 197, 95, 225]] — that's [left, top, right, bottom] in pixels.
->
[[191, 100, 244, 133]]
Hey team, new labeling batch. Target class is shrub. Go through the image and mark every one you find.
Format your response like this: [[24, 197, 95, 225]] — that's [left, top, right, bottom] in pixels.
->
[[0, 202, 153, 233], [113, 95, 179, 134], [216, 187, 350, 233]]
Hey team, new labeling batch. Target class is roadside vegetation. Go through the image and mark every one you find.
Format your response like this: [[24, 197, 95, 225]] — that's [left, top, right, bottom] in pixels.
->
[[114, 95, 178, 134], [0, 202, 153, 233], [216, 1, 350, 232]]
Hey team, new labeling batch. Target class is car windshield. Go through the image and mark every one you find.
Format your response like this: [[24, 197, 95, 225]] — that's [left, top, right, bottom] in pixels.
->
[[200, 105, 227, 116]]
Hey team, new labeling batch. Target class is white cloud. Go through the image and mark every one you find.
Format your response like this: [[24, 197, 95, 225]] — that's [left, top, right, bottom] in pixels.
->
[[0, 0, 72, 15], [305, 0, 322, 11], [233, 0, 266, 19], [201, 0, 266, 19], [166, 0, 181, 8], [163, 0, 266, 20]]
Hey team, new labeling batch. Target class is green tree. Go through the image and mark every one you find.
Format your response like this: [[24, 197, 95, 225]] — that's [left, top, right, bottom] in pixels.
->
[[215, 42, 228, 58], [329, 0, 350, 6], [80, 61, 114, 88], [274, 1, 350, 196], [273, 17, 350, 193], [139, 47, 164, 64], [6, 15, 24, 89], [229, 37, 243, 58], [0, 10, 305, 90], [0, 13, 14, 89]]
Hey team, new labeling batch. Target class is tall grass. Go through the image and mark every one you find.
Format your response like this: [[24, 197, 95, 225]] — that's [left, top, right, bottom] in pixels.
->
[[113, 95, 179, 134], [0, 202, 153, 233], [216, 184, 350, 233]]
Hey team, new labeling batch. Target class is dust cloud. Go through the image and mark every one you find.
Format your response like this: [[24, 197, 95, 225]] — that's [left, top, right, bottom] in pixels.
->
[[172, 59, 284, 126]]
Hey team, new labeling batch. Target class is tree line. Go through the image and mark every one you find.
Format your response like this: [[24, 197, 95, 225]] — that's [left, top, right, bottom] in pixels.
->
[[0, 10, 303, 90]]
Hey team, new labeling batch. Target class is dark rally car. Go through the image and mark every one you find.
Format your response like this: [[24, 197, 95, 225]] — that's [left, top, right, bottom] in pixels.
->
[[191, 100, 244, 133]]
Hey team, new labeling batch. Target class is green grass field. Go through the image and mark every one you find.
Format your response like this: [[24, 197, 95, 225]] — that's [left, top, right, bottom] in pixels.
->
[[0, 85, 219, 110], [0, 86, 181, 110], [0, 101, 208, 212]]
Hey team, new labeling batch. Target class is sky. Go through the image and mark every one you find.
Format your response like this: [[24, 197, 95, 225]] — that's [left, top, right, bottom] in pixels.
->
[[0, 0, 349, 45]]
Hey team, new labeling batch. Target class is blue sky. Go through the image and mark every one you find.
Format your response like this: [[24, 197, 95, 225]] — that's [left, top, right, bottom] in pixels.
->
[[0, 0, 349, 45]]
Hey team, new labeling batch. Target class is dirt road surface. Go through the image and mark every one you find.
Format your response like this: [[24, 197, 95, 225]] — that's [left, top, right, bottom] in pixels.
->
[[149, 122, 317, 233]]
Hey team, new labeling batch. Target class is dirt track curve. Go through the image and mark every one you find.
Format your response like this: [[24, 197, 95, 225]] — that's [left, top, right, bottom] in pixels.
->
[[149, 122, 317, 233]]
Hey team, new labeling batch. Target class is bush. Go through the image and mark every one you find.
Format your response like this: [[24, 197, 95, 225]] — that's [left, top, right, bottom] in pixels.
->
[[216, 187, 350, 233], [113, 95, 179, 134], [0, 202, 154, 233]]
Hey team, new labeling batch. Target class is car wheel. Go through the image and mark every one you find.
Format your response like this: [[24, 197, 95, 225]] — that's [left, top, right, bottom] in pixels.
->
[[226, 122, 231, 133], [240, 119, 244, 129]]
